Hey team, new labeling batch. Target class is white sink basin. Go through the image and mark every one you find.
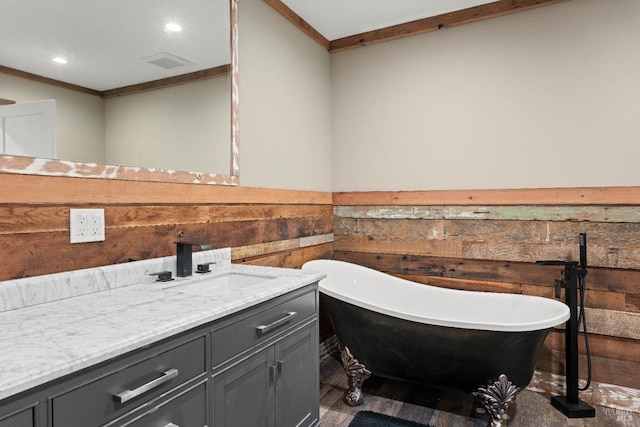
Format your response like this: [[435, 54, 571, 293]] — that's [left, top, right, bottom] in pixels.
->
[[169, 272, 277, 296]]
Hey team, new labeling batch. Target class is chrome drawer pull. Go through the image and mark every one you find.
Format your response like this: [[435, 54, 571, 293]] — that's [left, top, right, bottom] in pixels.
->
[[164, 424, 179, 427], [256, 311, 297, 335], [113, 368, 179, 403]]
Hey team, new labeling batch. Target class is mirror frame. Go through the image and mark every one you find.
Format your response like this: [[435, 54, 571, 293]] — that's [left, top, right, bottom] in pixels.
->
[[0, 0, 239, 186]]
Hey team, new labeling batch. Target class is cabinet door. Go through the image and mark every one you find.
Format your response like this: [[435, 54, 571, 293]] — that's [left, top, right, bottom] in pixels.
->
[[0, 408, 33, 427], [275, 322, 319, 427], [213, 349, 274, 427]]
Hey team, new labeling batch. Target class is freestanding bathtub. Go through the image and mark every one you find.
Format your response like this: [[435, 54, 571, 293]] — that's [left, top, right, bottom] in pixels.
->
[[302, 259, 570, 426]]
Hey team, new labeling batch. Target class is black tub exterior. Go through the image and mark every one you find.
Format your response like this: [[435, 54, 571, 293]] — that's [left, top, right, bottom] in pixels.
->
[[322, 293, 550, 392]]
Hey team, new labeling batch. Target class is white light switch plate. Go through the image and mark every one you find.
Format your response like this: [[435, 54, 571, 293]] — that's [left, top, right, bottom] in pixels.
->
[[70, 209, 105, 243]]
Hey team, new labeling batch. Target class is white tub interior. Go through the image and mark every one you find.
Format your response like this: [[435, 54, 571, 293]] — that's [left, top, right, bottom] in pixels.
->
[[302, 259, 569, 332]]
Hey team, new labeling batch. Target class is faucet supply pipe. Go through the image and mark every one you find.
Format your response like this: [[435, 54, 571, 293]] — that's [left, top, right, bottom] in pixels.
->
[[536, 233, 595, 419]]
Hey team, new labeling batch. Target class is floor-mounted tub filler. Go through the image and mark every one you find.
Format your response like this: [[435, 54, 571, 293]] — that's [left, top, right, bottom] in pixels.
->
[[302, 259, 570, 427]]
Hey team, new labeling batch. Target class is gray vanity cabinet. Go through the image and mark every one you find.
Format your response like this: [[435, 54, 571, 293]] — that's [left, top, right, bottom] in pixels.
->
[[0, 283, 319, 427], [274, 322, 318, 427], [52, 336, 207, 426], [110, 380, 208, 427], [213, 349, 272, 426], [0, 407, 34, 427], [0, 329, 209, 427], [211, 287, 319, 427]]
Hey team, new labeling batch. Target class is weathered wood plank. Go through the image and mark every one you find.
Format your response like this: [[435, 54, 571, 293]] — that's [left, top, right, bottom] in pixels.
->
[[627, 293, 640, 312], [337, 217, 640, 249], [110, 204, 334, 228], [522, 284, 627, 312], [396, 273, 523, 294], [462, 241, 640, 269], [335, 236, 640, 269], [583, 308, 640, 340], [0, 173, 332, 205], [548, 221, 640, 244], [0, 207, 69, 234], [349, 263, 629, 312], [442, 219, 549, 242], [334, 217, 446, 239], [544, 308, 640, 341], [545, 330, 640, 365], [231, 233, 333, 260], [335, 205, 640, 223], [333, 187, 640, 206], [537, 349, 640, 390], [0, 204, 333, 235], [336, 216, 640, 251], [233, 243, 333, 269], [334, 235, 463, 258], [0, 216, 332, 280], [335, 251, 550, 285], [333, 252, 640, 295]]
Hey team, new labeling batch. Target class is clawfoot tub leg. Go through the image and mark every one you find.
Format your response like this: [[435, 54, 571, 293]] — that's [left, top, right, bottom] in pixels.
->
[[472, 374, 521, 427], [339, 346, 371, 406]]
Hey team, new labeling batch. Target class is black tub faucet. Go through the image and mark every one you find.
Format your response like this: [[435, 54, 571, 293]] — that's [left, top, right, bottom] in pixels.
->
[[175, 242, 213, 277]]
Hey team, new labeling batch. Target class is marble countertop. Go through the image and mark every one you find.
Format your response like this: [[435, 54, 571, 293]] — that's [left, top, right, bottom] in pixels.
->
[[0, 249, 325, 401]]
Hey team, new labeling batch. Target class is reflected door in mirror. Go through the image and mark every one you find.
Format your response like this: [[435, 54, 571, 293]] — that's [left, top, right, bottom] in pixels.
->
[[0, 100, 56, 158]]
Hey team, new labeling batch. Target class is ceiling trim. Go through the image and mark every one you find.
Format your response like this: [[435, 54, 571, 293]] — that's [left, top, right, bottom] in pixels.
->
[[264, 0, 330, 50], [0, 65, 102, 97], [102, 65, 230, 98], [2, 64, 230, 99], [265, 0, 569, 53]]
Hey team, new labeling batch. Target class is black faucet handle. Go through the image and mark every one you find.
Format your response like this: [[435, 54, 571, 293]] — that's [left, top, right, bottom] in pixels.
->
[[196, 262, 216, 273], [150, 271, 174, 282]]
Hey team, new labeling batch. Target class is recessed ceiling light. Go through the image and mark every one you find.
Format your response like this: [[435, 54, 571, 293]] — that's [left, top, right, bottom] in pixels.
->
[[52, 56, 68, 65], [165, 22, 182, 33]]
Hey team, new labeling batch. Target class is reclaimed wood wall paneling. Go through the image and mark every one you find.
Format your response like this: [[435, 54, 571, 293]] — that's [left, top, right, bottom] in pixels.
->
[[333, 187, 640, 206], [333, 188, 640, 393], [0, 174, 334, 281]]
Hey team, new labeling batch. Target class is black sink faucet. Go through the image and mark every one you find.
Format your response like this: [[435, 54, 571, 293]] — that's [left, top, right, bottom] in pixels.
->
[[175, 242, 213, 277]]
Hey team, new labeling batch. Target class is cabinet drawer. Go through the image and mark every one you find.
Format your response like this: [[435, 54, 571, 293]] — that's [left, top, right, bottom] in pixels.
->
[[52, 336, 206, 427], [212, 289, 316, 366], [108, 381, 207, 427]]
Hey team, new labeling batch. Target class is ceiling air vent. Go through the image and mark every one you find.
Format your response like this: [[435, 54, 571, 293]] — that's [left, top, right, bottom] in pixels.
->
[[141, 52, 193, 70]]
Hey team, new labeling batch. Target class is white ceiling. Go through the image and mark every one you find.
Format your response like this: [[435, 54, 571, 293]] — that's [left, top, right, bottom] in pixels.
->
[[1, 0, 501, 91], [280, 0, 500, 40], [0, 0, 229, 91]]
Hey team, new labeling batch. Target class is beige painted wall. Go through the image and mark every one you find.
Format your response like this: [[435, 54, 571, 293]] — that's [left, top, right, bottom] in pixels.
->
[[331, 0, 640, 191], [104, 77, 230, 174], [0, 71, 231, 175], [0, 72, 105, 163], [238, 0, 333, 191]]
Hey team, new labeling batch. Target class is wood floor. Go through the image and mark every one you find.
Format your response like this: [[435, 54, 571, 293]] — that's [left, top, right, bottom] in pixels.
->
[[319, 354, 637, 427]]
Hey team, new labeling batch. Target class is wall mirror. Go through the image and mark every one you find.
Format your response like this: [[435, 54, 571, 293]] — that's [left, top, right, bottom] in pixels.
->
[[0, 0, 238, 185]]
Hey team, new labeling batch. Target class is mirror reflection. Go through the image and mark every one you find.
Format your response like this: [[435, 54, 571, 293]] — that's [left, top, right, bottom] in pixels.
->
[[0, 0, 237, 182]]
